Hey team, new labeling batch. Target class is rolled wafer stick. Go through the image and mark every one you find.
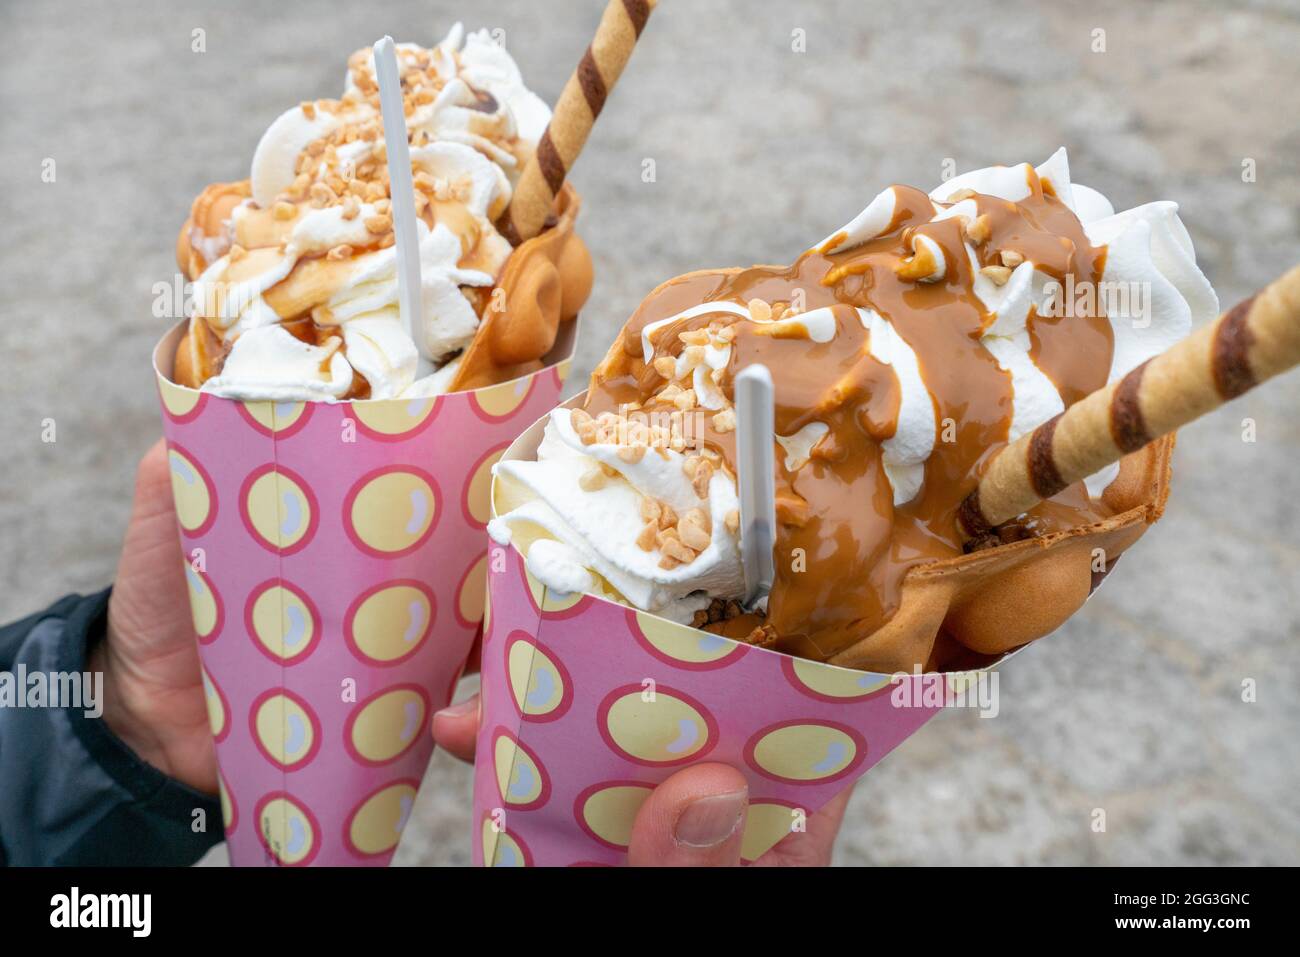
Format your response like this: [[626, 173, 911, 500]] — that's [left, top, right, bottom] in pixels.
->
[[497, 0, 657, 244], [959, 263, 1300, 539]]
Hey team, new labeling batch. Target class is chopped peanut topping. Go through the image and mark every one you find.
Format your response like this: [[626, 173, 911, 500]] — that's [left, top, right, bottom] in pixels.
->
[[711, 408, 736, 433], [571, 409, 598, 445], [691, 458, 714, 499], [653, 356, 677, 378], [640, 497, 662, 525], [1000, 249, 1025, 268], [965, 214, 992, 245], [678, 508, 712, 551], [309, 182, 336, 208], [980, 264, 1012, 285], [327, 244, 354, 261], [273, 201, 298, 221], [748, 298, 772, 323], [635, 521, 658, 551], [725, 509, 740, 534], [579, 467, 608, 491], [947, 187, 977, 203], [617, 445, 646, 464]]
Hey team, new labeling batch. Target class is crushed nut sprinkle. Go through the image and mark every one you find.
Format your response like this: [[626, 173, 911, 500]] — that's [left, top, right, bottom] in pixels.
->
[[947, 187, 977, 203], [309, 182, 336, 208], [327, 244, 354, 261], [273, 201, 298, 221], [965, 213, 992, 245], [725, 509, 740, 534], [677, 508, 712, 551], [364, 212, 394, 234], [1000, 249, 1025, 268], [691, 457, 714, 499], [711, 408, 736, 433], [579, 466, 608, 491], [980, 264, 1012, 285], [748, 298, 772, 323]]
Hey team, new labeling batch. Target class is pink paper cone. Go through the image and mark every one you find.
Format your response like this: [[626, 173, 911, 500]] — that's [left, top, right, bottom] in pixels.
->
[[154, 322, 573, 866], [472, 406, 954, 867], [474, 403, 1119, 866]]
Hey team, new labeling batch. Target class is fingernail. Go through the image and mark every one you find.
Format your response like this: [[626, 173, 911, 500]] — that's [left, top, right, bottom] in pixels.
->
[[434, 698, 477, 721], [674, 791, 746, 848]]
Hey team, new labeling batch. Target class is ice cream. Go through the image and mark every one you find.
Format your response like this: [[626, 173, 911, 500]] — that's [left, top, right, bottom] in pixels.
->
[[490, 149, 1217, 666], [173, 25, 584, 400]]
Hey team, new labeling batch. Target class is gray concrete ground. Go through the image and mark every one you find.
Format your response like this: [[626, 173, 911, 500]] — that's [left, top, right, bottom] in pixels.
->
[[2, 0, 1298, 866]]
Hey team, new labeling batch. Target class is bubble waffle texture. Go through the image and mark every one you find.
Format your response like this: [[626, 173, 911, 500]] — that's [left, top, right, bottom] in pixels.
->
[[155, 321, 572, 865]]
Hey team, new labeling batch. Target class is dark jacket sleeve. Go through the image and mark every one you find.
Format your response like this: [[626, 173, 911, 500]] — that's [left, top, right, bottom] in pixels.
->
[[0, 589, 222, 866]]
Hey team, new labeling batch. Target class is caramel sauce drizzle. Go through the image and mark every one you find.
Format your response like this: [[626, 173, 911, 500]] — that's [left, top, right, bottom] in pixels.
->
[[585, 167, 1116, 659]]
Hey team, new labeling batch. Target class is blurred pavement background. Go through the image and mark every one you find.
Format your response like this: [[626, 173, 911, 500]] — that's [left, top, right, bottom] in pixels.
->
[[1, 0, 1297, 865]]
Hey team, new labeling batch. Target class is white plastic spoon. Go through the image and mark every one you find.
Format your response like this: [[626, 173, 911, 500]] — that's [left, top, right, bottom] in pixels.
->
[[734, 364, 777, 608], [372, 36, 422, 343]]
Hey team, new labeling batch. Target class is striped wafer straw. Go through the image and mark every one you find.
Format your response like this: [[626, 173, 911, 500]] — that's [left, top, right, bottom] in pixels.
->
[[497, 0, 658, 244], [958, 263, 1300, 539]]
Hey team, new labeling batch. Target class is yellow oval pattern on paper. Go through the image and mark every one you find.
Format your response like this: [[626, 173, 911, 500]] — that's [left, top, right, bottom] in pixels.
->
[[494, 734, 545, 807], [741, 802, 800, 862], [507, 640, 566, 718], [253, 693, 316, 768], [603, 691, 710, 764], [350, 688, 425, 764], [636, 610, 739, 665], [241, 399, 307, 433], [167, 448, 212, 532], [159, 377, 202, 417], [472, 377, 531, 418], [348, 471, 435, 554], [349, 783, 417, 856], [751, 724, 858, 782], [352, 396, 437, 436], [249, 584, 315, 662], [244, 469, 313, 550], [185, 563, 219, 639], [349, 584, 431, 662], [258, 796, 315, 866], [789, 657, 892, 698], [482, 817, 528, 867], [579, 784, 652, 849]]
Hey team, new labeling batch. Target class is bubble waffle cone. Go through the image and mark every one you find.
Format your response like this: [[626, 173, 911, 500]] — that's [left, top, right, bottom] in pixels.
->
[[829, 435, 1168, 672], [451, 185, 590, 391], [586, 269, 1172, 674], [474, 406, 1128, 866], [171, 181, 590, 395], [153, 321, 574, 865]]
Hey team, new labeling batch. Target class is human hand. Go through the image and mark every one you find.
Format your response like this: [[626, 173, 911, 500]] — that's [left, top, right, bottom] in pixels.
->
[[90, 439, 217, 794], [433, 683, 852, 866]]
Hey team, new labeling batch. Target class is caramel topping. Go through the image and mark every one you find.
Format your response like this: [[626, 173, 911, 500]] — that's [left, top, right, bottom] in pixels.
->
[[175, 40, 547, 397], [587, 171, 1115, 659]]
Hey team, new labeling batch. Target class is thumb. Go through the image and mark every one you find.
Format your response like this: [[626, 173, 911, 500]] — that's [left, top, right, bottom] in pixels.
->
[[627, 763, 749, 867]]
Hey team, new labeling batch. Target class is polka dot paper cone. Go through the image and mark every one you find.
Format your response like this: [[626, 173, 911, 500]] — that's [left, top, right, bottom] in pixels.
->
[[474, 408, 955, 867], [154, 323, 572, 866]]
